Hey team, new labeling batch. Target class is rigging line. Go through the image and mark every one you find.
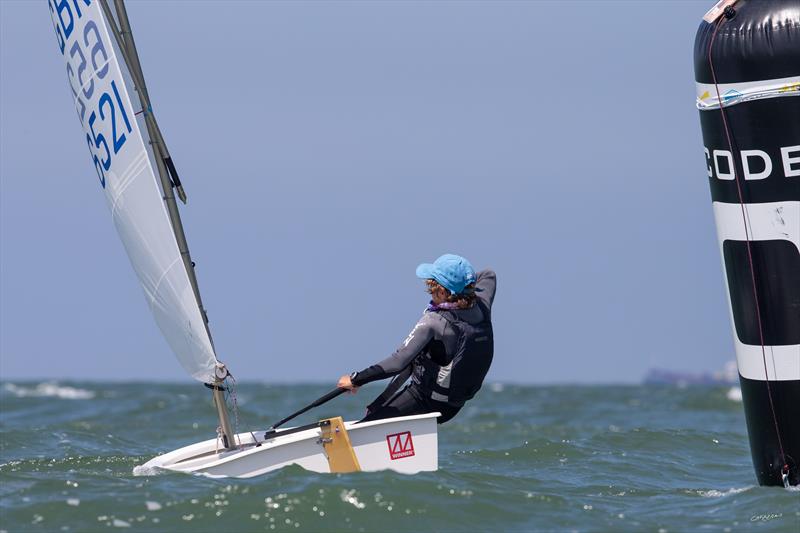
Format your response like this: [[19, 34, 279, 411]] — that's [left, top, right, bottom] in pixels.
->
[[707, 12, 788, 475], [225, 373, 244, 447]]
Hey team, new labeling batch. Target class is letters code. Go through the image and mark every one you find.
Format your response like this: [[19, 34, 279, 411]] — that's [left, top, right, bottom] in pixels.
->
[[704, 145, 800, 181]]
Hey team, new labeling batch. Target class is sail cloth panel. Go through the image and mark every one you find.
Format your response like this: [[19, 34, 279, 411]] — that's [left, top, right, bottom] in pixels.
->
[[49, 0, 217, 382]]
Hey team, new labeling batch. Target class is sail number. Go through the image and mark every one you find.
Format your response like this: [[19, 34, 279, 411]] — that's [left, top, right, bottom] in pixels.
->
[[49, 0, 133, 189]]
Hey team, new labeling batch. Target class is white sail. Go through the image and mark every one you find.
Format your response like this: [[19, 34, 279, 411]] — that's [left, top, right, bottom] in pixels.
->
[[48, 0, 217, 382]]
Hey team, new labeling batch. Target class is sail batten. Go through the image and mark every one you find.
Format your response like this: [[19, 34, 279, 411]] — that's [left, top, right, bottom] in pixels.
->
[[49, 0, 219, 383]]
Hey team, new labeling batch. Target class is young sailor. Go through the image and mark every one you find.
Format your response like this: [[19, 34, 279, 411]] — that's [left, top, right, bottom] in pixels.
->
[[338, 254, 496, 424]]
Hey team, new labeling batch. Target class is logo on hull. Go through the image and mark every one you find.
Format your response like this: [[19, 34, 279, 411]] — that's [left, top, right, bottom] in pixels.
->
[[386, 431, 415, 460]]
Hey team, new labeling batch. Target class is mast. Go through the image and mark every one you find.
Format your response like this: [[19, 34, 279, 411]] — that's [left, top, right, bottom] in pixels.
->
[[98, 0, 235, 449]]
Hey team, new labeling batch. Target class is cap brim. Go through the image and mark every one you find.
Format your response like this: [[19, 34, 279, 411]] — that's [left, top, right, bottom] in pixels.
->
[[415, 263, 435, 279]]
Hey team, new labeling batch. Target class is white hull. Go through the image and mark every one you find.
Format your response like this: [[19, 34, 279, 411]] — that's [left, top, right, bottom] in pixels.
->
[[142, 413, 439, 478]]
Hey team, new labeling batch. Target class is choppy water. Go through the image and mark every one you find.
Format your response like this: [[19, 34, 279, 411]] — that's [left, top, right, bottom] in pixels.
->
[[1, 381, 797, 532]]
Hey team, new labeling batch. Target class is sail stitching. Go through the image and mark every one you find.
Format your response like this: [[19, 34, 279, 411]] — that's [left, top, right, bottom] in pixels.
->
[[109, 150, 148, 219], [72, 56, 116, 106], [150, 256, 183, 306]]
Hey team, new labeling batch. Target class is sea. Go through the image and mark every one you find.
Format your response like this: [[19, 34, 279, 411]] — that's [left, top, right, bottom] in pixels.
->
[[1, 381, 797, 532]]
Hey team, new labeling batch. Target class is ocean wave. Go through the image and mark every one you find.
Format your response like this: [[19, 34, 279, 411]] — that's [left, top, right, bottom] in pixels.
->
[[696, 486, 753, 498], [3, 383, 796, 533], [132, 464, 165, 477], [726, 387, 742, 402], [488, 382, 505, 393], [3, 382, 94, 400]]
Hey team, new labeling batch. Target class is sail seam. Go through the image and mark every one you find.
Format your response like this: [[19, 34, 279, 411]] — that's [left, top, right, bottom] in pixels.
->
[[73, 56, 116, 106], [151, 256, 183, 305], [109, 151, 148, 219]]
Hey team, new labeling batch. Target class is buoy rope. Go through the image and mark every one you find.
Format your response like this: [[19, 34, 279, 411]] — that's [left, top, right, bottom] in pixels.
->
[[707, 11, 788, 479]]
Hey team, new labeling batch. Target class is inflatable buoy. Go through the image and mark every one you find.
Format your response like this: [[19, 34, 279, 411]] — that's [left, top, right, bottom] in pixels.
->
[[693, 0, 799, 487]]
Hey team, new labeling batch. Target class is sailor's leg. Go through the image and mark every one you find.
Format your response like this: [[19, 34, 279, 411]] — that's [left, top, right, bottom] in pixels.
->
[[432, 403, 461, 424], [358, 387, 427, 423]]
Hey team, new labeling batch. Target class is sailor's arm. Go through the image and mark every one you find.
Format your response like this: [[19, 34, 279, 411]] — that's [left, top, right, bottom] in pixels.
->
[[475, 269, 496, 308], [338, 315, 435, 389]]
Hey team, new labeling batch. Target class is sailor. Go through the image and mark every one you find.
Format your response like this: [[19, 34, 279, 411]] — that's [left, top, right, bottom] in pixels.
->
[[337, 254, 496, 424]]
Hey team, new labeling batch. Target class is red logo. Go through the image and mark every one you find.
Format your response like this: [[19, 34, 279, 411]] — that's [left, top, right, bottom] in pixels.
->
[[386, 431, 415, 460]]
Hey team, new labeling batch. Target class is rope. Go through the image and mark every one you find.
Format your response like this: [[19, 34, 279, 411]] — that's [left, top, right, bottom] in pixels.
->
[[225, 373, 242, 447], [224, 372, 261, 446], [706, 10, 788, 481]]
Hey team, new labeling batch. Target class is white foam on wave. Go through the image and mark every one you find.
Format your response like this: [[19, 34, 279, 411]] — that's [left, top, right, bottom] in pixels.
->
[[726, 387, 742, 402], [3, 382, 94, 400], [697, 486, 752, 498], [145, 501, 162, 511], [340, 489, 366, 509], [133, 465, 164, 476], [132, 464, 164, 477]]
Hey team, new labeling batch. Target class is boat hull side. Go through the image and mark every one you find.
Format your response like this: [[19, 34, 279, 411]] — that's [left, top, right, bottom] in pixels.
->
[[141, 412, 440, 478]]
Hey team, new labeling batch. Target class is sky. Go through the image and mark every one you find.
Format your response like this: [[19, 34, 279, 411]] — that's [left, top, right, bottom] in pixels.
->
[[0, 0, 733, 384]]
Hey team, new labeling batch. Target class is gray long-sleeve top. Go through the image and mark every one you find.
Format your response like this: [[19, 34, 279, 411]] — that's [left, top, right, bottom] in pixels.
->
[[352, 270, 496, 386]]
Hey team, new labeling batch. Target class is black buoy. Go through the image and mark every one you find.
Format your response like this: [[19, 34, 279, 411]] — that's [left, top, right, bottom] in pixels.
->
[[693, 0, 800, 487]]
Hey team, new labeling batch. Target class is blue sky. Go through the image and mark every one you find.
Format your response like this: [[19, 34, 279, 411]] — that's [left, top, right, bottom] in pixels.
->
[[0, 0, 731, 384]]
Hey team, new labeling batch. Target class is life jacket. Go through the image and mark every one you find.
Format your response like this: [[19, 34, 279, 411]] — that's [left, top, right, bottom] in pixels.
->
[[411, 301, 494, 407]]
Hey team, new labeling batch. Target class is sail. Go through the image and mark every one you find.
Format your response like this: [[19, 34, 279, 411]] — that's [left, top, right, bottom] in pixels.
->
[[48, 0, 218, 383]]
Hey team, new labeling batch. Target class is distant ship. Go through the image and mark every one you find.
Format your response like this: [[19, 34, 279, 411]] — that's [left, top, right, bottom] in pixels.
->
[[643, 361, 738, 386]]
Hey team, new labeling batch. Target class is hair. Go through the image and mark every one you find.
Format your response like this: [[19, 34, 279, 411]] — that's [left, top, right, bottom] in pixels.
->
[[425, 279, 476, 309]]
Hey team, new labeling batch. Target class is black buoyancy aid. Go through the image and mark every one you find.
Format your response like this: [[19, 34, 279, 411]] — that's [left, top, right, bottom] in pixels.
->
[[412, 301, 494, 406]]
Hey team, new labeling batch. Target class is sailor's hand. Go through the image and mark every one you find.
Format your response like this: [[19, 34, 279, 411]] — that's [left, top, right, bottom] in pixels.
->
[[337, 375, 358, 393]]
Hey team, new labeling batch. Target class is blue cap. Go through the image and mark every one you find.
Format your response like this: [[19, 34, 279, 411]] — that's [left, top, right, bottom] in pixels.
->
[[415, 254, 476, 295]]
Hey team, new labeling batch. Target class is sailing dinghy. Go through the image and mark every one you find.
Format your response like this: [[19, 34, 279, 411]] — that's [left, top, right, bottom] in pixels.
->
[[49, 0, 439, 477]]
